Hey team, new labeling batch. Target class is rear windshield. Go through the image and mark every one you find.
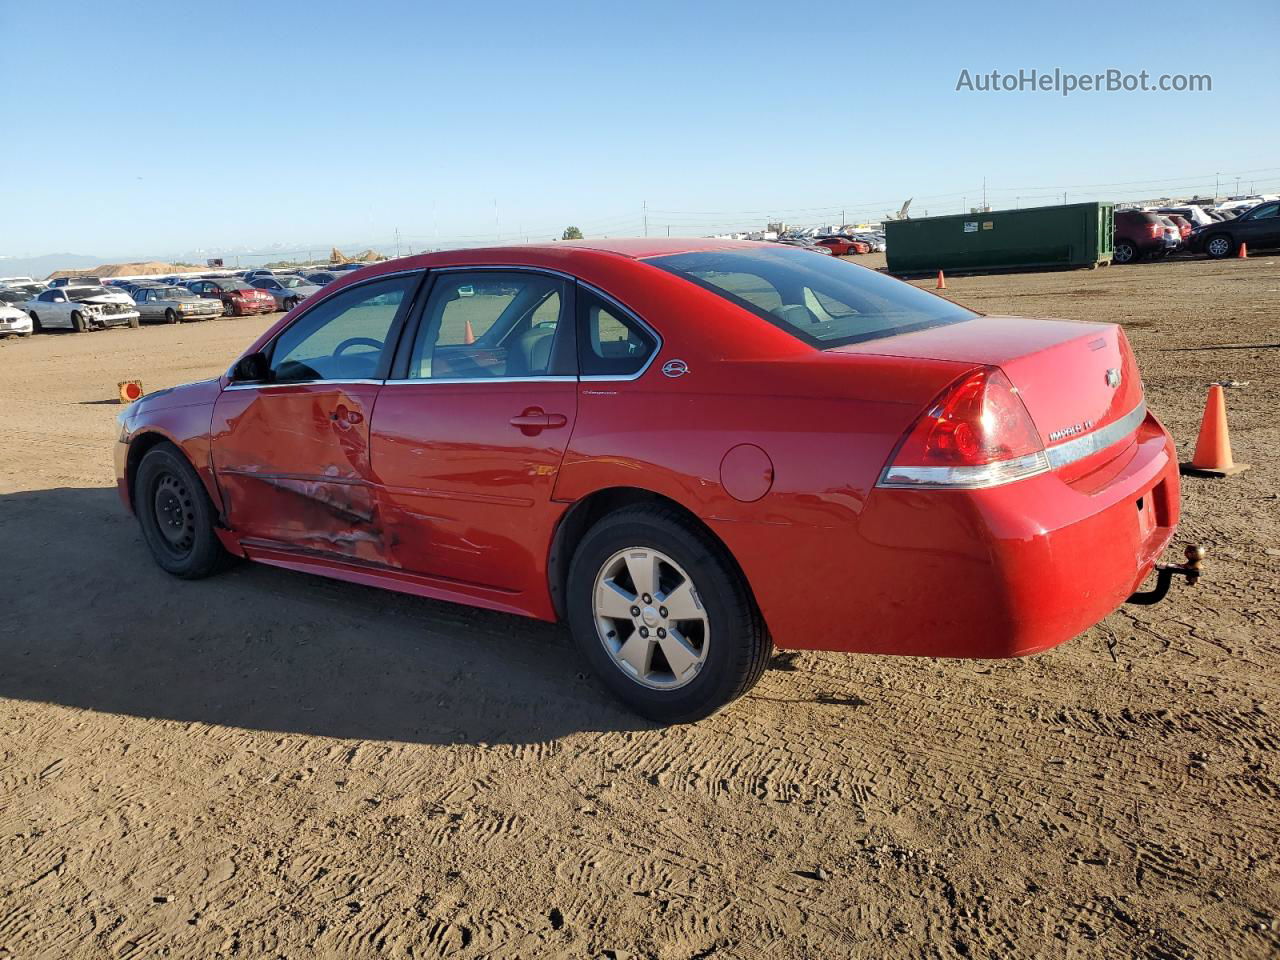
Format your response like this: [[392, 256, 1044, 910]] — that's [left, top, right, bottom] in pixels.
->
[[648, 247, 975, 348]]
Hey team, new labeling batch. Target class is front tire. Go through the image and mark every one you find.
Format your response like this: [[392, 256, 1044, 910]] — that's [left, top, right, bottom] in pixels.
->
[[164, 308, 178, 324], [566, 505, 771, 723], [134, 443, 230, 579], [71, 310, 89, 332]]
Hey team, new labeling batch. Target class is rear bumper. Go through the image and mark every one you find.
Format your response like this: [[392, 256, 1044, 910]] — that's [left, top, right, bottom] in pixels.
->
[[717, 413, 1181, 658]]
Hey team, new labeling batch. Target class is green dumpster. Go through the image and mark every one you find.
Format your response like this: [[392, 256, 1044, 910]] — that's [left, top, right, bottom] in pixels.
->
[[884, 202, 1114, 275]]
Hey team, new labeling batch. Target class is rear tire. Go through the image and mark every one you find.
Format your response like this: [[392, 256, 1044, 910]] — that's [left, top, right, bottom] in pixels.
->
[[1113, 241, 1138, 265], [134, 443, 231, 579], [1205, 234, 1233, 259], [29, 312, 42, 333], [566, 504, 771, 723]]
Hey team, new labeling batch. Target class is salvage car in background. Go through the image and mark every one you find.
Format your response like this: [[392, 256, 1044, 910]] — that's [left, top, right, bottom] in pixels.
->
[[1113, 210, 1180, 264], [133, 285, 224, 324], [814, 236, 871, 256], [0, 303, 34, 338], [185, 278, 276, 316], [115, 239, 1195, 722], [249, 274, 320, 311], [25, 285, 140, 332], [1191, 200, 1280, 258]]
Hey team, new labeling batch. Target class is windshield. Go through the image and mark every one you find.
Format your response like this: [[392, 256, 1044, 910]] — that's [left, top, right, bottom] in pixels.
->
[[67, 287, 110, 301], [158, 287, 189, 297], [278, 276, 308, 288], [648, 247, 975, 348], [222, 281, 252, 291]]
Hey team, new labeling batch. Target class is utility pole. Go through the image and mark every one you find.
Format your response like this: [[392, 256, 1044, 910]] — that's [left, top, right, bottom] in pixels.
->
[[643, 200, 648, 237], [1063, 192, 1068, 205], [982, 177, 987, 210], [1215, 172, 1220, 199], [667, 225, 671, 238]]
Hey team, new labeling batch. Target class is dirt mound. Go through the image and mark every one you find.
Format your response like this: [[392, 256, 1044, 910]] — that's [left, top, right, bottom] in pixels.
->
[[46, 261, 188, 280]]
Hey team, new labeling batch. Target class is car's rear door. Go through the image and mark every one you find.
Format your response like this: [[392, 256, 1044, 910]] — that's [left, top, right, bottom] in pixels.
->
[[210, 272, 421, 561], [368, 268, 577, 594]]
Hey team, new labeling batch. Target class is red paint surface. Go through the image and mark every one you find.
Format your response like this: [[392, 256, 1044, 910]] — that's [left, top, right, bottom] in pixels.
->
[[116, 240, 1183, 659]]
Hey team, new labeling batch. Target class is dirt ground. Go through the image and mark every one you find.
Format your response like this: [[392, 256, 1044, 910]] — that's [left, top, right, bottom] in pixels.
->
[[1, 254, 1277, 959]]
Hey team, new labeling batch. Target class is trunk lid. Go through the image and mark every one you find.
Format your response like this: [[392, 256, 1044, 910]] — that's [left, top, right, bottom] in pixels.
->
[[830, 315, 1145, 460]]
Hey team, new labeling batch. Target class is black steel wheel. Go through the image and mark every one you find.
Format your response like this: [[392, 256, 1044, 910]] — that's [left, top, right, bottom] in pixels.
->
[[135, 443, 232, 579]]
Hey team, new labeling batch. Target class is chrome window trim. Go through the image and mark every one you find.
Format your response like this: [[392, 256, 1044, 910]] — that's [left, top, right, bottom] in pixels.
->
[[576, 280, 663, 383], [385, 375, 578, 386], [224, 378, 385, 391], [877, 401, 1148, 490]]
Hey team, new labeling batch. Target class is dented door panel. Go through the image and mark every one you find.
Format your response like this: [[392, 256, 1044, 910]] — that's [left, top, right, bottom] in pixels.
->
[[210, 382, 384, 559], [367, 380, 578, 594]]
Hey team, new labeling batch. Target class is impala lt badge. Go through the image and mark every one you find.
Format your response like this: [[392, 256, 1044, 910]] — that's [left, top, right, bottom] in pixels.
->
[[662, 359, 689, 378], [1048, 420, 1094, 443], [1106, 368, 1122, 388]]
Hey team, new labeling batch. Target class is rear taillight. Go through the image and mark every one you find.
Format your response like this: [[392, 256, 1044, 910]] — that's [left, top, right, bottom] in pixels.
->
[[878, 367, 1049, 489], [1147, 224, 1162, 238]]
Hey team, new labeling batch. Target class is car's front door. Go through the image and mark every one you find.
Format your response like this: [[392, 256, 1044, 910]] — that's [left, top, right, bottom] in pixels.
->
[[210, 272, 420, 561], [1238, 202, 1280, 249], [37, 290, 72, 328], [368, 269, 577, 594]]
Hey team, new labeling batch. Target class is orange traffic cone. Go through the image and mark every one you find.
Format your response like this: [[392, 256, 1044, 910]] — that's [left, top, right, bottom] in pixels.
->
[[1180, 384, 1249, 477], [1238, 242, 1248, 259], [936, 270, 946, 290], [464, 320, 476, 344]]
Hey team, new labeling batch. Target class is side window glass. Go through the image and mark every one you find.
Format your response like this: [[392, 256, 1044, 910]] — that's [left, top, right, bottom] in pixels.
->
[[577, 288, 657, 377], [406, 272, 568, 380], [269, 274, 415, 383]]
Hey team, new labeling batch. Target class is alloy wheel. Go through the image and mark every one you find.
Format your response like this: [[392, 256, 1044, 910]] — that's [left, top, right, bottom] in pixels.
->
[[1207, 236, 1231, 258], [593, 547, 710, 690]]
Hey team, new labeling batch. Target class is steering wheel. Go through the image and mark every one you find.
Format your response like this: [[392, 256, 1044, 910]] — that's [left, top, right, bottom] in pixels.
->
[[333, 337, 384, 356]]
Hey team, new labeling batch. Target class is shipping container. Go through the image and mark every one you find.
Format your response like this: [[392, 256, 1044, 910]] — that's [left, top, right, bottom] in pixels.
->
[[884, 202, 1114, 275]]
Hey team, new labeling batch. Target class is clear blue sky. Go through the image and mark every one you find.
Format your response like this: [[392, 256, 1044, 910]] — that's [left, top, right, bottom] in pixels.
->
[[3, 0, 1277, 259]]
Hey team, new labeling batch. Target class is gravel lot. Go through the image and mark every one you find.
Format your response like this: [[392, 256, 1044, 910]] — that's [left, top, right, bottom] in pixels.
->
[[1, 255, 1277, 959]]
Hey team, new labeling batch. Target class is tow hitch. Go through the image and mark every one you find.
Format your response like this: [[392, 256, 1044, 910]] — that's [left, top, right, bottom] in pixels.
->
[[1126, 545, 1206, 606]]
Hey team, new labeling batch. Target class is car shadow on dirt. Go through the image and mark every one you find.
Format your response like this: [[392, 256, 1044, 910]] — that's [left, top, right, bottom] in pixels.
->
[[0, 487, 656, 744]]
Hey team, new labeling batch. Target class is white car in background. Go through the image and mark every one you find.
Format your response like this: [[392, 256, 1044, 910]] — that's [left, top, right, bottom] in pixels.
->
[[23, 285, 140, 332], [0, 303, 33, 338]]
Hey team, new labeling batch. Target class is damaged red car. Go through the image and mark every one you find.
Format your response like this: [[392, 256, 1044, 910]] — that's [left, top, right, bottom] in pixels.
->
[[185, 278, 276, 316], [116, 239, 1200, 721]]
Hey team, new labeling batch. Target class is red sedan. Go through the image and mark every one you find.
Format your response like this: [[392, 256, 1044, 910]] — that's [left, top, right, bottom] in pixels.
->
[[115, 239, 1193, 721], [814, 236, 870, 256], [185, 278, 277, 316]]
